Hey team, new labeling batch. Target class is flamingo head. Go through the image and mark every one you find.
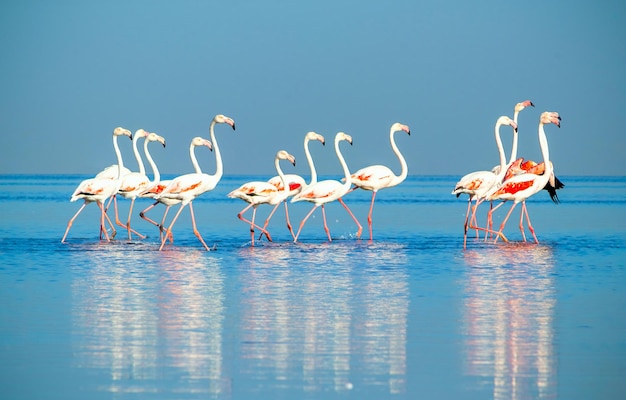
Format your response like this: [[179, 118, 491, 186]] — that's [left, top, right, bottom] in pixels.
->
[[134, 129, 150, 140], [191, 136, 213, 151], [391, 122, 411, 136], [113, 127, 133, 140], [305, 131, 325, 146], [213, 114, 236, 130], [147, 132, 166, 147], [515, 100, 535, 112], [540, 112, 561, 128], [277, 150, 296, 166], [497, 116, 518, 132], [336, 131, 353, 145]]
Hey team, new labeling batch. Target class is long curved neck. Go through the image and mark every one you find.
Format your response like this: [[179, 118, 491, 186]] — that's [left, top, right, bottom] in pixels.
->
[[209, 120, 223, 181], [144, 139, 160, 183], [494, 121, 507, 179], [189, 143, 203, 174], [389, 128, 408, 185], [304, 138, 317, 185], [538, 122, 552, 176], [275, 157, 289, 194], [113, 135, 124, 179], [510, 110, 520, 164], [132, 135, 145, 175], [335, 139, 351, 191]]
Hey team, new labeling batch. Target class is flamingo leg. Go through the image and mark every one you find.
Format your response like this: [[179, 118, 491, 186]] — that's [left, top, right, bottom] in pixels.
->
[[366, 191, 378, 241], [139, 201, 161, 228], [125, 198, 146, 240], [103, 205, 117, 239], [188, 202, 210, 251], [321, 205, 332, 241], [469, 198, 484, 238], [111, 195, 126, 229], [494, 202, 518, 244], [294, 204, 319, 243], [518, 202, 527, 242], [237, 204, 273, 243], [337, 198, 362, 239], [282, 201, 296, 240], [259, 203, 281, 240], [97, 201, 111, 242], [484, 201, 506, 241], [521, 202, 539, 243], [61, 202, 88, 243], [160, 206, 173, 243], [462, 197, 472, 249], [159, 203, 187, 251]]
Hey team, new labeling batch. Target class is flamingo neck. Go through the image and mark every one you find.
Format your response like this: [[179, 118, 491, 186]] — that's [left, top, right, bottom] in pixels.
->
[[304, 138, 317, 186], [389, 128, 408, 186], [209, 120, 223, 181], [132, 135, 145, 175], [275, 157, 289, 194], [494, 121, 507, 180], [113, 134, 124, 179], [510, 110, 520, 164], [538, 122, 552, 177], [189, 142, 203, 174], [144, 139, 160, 183], [335, 138, 351, 191]]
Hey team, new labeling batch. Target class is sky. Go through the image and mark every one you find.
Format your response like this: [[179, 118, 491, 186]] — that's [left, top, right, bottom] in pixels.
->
[[1, 0, 625, 177]]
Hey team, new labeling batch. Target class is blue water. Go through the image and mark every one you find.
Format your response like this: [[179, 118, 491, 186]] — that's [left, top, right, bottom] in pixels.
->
[[1, 174, 625, 399]]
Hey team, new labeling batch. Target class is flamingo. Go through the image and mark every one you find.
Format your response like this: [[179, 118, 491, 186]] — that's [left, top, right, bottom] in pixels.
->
[[347, 122, 410, 240], [260, 131, 325, 239], [291, 132, 362, 242], [61, 127, 132, 243], [140, 136, 207, 243], [451, 116, 518, 247], [156, 114, 236, 251], [227, 150, 297, 246], [115, 129, 158, 240], [485, 112, 561, 243]]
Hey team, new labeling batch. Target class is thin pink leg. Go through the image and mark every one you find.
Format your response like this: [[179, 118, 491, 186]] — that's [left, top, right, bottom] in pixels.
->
[[237, 204, 272, 243], [62, 202, 88, 243], [518, 202, 527, 242], [140, 201, 160, 228], [294, 204, 319, 242], [282, 201, 296, 240], [97, 202, 111, 242], [494, 202, 518, 244], [188, 203, 210, 250], [484, 201, 506, 241], [125, 198, 146, 240], [366, 191, 377, 241], [337, 198, 362, 239], [321, 205, 332, 241], [521, 202, 538, 243], [159, 204, 186, 251], [259, 203, 281, 241], [462, 198, 472, 249]]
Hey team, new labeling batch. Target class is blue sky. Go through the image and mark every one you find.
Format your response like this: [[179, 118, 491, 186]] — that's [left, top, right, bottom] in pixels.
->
[[1, 1, 625, 177]]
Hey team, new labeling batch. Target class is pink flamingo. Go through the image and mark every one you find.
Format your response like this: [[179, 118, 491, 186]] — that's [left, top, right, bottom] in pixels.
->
[[61, 127, 132, 243], [291, 132, 362, 242], [227, 150, 297, 246], [347, 122, 410, 240], [156, 114, 236, 251], [451, 116, 518, 247], [260, 131, 325, 239], [116, 129, 164, 240], [486, 112, 561, 243], [140, 136, 207, 243]]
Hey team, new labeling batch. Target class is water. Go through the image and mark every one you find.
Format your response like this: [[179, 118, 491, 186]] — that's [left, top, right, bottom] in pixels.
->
[[1, 174, 625, 399]]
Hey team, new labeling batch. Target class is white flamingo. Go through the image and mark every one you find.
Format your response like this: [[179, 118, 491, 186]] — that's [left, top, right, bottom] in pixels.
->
[[451, 116, 518, 247], [140, 136, 207, 243], [260, 131, 325, 239], [291, 132, 362, 242], [347, 122, 411, 240], [485, 112, 561, 243], [227, 150, 297, 246], [61, 127, 132, 243], [156, 114, 236, 251]]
